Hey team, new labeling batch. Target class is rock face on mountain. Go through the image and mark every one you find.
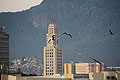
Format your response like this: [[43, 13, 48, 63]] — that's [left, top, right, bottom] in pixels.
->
[[0, 0, 120, 66]]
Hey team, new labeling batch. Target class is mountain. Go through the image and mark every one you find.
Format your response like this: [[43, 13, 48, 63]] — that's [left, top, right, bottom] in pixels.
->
[[0, 0, 120, 66]]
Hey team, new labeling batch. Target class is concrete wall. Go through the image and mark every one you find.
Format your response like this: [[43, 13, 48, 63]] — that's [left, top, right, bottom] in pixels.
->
[[8, 75, 71, 80], [89, 73, 104, 80], [8, 75, 16, 80], [102, 71, 117, 80]]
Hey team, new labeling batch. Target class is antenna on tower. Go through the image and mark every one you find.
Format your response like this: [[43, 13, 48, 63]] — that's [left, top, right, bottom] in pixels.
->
[[113, 56, 116, 67], [51, 19, 54, 24]]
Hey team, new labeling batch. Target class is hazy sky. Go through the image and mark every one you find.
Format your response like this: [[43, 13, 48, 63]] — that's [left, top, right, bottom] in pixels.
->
[[0, 0, 43, 12]]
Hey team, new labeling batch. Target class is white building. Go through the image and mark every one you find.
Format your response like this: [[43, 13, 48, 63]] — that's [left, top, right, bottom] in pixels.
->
[[44, 21, 63, 76]]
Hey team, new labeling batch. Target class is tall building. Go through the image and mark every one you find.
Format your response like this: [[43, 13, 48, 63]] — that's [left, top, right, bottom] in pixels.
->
[[44, 21, 63, 76], [0, 27, 9, 74]]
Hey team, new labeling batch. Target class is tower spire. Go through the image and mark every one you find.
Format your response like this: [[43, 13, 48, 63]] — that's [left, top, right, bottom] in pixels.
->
[[51, 19, 54, 24]]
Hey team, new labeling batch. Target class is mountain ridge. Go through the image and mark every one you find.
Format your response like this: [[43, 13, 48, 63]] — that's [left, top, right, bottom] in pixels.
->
[[0, 0, 120, 66]]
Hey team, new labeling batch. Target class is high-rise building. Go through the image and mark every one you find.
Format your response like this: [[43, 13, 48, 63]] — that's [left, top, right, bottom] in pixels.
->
[[44, 21, 63, 76], [0, 27, 9, 74]]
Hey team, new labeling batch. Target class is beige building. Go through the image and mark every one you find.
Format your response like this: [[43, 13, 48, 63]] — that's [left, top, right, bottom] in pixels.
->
[[64, 62, 106, 79], [89, 71, 120, 80], [7, 75, 69, 80], [44, 21, 63, 76], [5, 71, 120, 80]]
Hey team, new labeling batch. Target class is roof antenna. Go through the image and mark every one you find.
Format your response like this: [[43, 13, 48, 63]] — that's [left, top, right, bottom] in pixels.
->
[[51, 19, 54, 24]]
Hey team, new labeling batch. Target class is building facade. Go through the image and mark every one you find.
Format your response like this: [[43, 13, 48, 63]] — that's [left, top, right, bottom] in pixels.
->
[[64, 62, 106, 79], [0, 29, 9, 74], [44, 21, 63, 76]]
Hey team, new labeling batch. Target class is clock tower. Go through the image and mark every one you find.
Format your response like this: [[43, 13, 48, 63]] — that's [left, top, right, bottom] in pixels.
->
[[44, 20, 63, 76]]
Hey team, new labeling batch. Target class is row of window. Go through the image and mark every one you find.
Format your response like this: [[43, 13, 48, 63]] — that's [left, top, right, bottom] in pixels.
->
[[0, 43, 9, 46], [46, 70, 54, 72], [46, 52, 53, 54], [57, 64, 62, 66], [46, 49, 53, 51], [46, 61, 53, 63], [46, 64, 54, 66], [46, 58, 53, 60], [46, 55, 53, 57], [57, 67, 62, 69], [57, 61, 62, 63], [57, 52, 62, 54], [46, 67, 54, 69], [106, 76, 115, 79], [57, 49, 62, 51], [46, 73, 54, 75], [57, 58, 62, 60], [57, 70, 62, 72], [0, 48, 9, 51], [57, 55, 62, 57]]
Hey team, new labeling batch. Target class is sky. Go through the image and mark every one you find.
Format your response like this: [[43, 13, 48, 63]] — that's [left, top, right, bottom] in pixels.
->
[[0, 0, 43, 12]]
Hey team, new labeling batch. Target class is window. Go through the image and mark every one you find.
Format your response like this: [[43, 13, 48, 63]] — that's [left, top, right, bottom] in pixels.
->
[[106, 76, 110, 79], [49, 28, 53, 34], [46, 64, 49, 66], [111, 76, 115, 79]]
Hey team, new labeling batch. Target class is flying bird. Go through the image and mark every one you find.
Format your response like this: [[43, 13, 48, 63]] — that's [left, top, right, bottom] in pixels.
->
[[92, 58, 101, 64], [20, 30, 23, 32], [109, 29, 113, 35], [61, 32, 72, 38], [48, 39, 51, 43], [57, 39, 59, 43], [52, 35, 56, 41]]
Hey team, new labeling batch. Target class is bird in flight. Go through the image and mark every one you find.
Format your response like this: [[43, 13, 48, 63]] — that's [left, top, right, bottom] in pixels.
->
[[52, 35, 56, 41], [92, 58, 101, 64], [48, 39, 51, 43], [109, 29, 113, 35], [61, 32, 72, 38], [20, 30, 23, 32]]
